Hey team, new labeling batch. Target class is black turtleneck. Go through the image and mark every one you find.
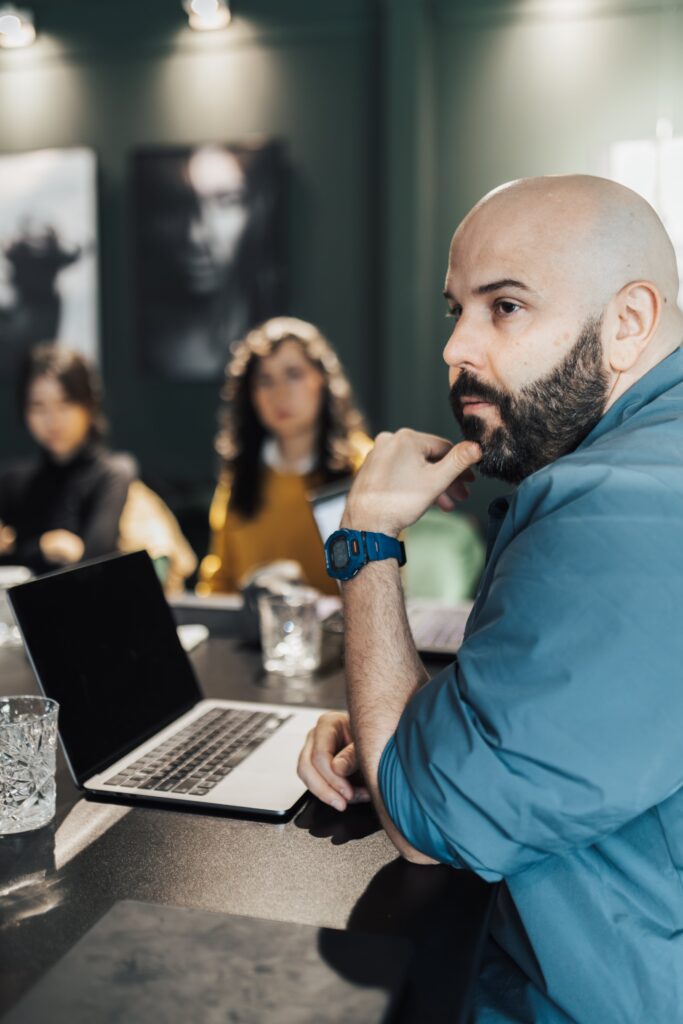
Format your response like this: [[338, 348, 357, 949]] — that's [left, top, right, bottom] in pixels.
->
[[0, 442, 138, 575]]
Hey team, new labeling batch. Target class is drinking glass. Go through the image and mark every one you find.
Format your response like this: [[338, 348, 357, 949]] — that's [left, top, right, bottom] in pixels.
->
[[257, 588, 322, 676], [0, 696, 59, 835], [0, 566, 32, 647]]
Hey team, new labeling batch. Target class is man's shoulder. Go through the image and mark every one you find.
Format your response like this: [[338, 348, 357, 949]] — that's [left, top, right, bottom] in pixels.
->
[[513, 412, 683, 529]]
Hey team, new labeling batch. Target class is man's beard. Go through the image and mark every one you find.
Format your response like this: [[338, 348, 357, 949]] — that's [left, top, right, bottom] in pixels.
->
[[449, 317, 609, 485]]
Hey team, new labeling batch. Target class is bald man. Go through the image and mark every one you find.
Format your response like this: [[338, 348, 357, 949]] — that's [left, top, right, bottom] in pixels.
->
[[298, 175, 683, 1022]]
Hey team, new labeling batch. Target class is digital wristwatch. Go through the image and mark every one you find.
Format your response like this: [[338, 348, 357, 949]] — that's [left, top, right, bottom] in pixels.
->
[[324, 528, 406, 582]]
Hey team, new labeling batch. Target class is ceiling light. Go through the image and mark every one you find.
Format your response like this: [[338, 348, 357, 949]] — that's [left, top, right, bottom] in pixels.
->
[[0, 5, 35, 48], [183, 0, 230, 32]]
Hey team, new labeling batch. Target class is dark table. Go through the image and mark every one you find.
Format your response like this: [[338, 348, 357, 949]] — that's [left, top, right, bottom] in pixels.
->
[[0, 617, 493, 1023]]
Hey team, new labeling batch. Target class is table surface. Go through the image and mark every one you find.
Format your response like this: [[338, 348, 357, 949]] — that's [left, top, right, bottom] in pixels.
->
[[0, 618, 493, 1024]]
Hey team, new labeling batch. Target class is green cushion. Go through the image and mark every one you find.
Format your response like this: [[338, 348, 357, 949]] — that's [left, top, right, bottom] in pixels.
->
[[403, 508, 485, 602]]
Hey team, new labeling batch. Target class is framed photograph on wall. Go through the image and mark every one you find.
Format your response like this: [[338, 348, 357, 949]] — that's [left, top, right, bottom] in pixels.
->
[[0, 147, 99, 380], [132, 140, 286, 380]]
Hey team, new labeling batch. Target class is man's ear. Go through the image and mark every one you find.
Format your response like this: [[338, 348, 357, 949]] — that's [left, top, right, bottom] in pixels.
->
[[604, 280, 661, 373]]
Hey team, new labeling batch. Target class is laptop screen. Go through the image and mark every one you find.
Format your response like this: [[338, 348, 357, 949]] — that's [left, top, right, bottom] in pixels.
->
[[309, 482, 350, 545], [8, 551, 202, 785]]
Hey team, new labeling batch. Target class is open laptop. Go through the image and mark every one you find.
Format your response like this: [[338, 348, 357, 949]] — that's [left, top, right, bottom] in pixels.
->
[[309, 482, 472, 657], [8, 550, 325, 818]]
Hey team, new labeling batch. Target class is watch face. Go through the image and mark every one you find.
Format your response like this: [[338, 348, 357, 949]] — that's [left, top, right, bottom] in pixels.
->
[[330, 536, 350, 569]]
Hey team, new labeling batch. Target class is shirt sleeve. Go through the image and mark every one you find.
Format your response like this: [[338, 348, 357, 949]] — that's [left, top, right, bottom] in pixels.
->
[[379, 460, 683, 880], [80, 453, 137, 559]]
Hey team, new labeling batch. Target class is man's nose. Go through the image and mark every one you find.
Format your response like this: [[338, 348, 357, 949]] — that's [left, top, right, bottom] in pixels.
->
[[442, 313, 487, 371]]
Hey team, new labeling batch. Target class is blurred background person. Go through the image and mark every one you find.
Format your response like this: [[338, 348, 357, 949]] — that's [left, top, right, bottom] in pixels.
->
[[0, 345, 136, 574], [134, 142, 285, 380], [198, 317, 371, 597], [118, 476, 197, 594], [0, 344, 197, 588]]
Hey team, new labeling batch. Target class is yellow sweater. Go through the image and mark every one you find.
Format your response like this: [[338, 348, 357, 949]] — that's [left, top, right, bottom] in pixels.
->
[[198, 434, 372, 596]]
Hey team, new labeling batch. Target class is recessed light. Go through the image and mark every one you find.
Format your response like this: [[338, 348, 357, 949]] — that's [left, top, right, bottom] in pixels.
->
[[183, 0, 231, 32], [0, 5, 35, 49]]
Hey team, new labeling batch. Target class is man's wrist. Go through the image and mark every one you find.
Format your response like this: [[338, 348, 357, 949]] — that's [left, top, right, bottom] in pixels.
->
[[340, 511, 400, 538], [341, 557, 402, 591]]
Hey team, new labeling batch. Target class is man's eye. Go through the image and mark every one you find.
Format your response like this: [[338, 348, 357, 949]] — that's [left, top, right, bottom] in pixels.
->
[[445, 306, 462, 322], [494, 300, 520, 316]]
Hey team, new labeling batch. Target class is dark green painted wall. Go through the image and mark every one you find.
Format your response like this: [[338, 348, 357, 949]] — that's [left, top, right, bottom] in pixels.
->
[[0, 0, 380, 515], [1, 0, 680, 536]]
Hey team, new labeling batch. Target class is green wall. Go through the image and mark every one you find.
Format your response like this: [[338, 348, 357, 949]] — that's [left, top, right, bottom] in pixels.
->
[[0, 0, 380, 511], [385, 0, 683, 522], [1, 0, 680, 535]]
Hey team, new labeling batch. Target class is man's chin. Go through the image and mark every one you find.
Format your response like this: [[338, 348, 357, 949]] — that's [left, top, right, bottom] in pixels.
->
[[463, 430, 523, 483], [454, 414, 509, 473], [459, 421, 493, 448], [476, 449, 526, 485], [476, 455, 504, 479], [471, 446, 495, 477]]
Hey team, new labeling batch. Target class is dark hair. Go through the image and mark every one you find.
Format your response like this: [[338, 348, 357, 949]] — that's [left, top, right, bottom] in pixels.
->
[[135, 141, 285, 312], [18, 345, 107, 443], [216, 317, 367, 519]]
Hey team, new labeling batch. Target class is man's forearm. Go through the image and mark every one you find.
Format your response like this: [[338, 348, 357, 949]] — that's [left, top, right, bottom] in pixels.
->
[[335, 430, 480, 859], [343, 559, 436, 862]]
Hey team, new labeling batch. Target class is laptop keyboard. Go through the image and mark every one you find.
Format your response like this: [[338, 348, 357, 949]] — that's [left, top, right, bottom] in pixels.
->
[[104, 707, 290, 797]]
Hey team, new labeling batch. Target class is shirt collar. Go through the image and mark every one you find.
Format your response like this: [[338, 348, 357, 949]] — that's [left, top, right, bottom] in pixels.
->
[[485, 495, 512, 561], [261, 437, 316, 476], [40, 438, 102, 471], [577, 345, 683, 452], [481, 347, 683, 555]]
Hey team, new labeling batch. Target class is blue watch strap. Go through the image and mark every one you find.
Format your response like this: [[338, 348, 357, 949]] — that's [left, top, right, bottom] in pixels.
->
[[362, 531, 406, 567]]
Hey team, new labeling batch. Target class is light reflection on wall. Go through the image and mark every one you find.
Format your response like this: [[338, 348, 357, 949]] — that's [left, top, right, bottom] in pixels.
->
[[610, 124, 683, 309], [0, 37, 91, 148]]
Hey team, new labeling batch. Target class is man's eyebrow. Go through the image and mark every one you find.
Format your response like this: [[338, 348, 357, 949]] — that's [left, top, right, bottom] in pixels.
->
[[443, 278, 532, 303], [475, 278, 531, 295]]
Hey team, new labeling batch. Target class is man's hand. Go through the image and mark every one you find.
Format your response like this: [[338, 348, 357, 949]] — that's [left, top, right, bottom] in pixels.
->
[[39, 530, 85, 565], [297, 711, 370, 812], [343, 430, 481, 537], [298, 429, 475, 863], [0, 521, 16, 556]]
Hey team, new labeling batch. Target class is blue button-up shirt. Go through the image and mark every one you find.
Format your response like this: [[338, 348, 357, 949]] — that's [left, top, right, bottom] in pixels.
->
[[379, 348, 683, 1022]]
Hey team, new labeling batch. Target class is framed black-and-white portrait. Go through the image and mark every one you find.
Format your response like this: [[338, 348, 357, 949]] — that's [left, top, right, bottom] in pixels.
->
[[0, 147, 99, 379], [132, 140, 286, 380]]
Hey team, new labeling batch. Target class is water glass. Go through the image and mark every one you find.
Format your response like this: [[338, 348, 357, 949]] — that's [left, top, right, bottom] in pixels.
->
[[257, 588, 322, 676], [0, 696, 59, 835], [0, 566, 32, 647]]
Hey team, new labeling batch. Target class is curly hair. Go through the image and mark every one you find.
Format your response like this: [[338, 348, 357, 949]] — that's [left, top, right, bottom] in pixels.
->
[[216, 317, 367, 520]]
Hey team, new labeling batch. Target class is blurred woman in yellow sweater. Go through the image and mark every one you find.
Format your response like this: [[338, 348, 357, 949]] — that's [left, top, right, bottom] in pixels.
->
[[198, 317, 371, 596]]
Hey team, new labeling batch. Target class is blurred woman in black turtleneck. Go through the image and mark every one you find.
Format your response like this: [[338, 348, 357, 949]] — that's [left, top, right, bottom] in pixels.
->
[[0, 346, 137, 575]]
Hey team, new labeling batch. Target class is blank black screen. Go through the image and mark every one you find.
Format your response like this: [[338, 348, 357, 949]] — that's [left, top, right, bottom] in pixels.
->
[[8, 551, 201, 784]]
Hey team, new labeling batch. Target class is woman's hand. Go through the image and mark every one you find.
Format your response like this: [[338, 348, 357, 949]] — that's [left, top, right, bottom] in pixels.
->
[[39, 530, 85, 565], [297, 711, 370, 811]]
